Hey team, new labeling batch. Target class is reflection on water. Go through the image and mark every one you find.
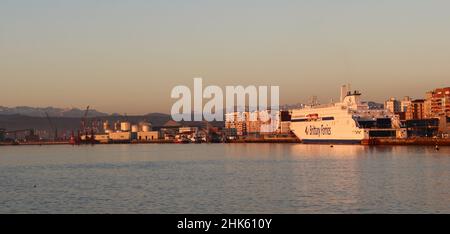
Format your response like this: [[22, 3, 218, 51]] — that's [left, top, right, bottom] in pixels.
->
[[0, 144, 449, 213]]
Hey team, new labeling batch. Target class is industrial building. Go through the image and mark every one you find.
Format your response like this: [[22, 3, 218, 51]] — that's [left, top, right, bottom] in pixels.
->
[[137, 131, 159, 141], [109, 132, 131, 142], [94, 134, 109, 143], [179, 127, 198, 134], [80, 120, 160, 143]]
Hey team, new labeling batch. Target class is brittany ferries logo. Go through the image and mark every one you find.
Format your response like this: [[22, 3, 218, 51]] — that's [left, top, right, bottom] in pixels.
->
[[305, 125, 332, 136]]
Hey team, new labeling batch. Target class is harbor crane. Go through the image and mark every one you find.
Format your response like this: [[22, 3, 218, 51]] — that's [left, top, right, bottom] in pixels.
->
[[45, 112, 58, 140], [77, 105, 96, 144], [80, 105, 90, 132]]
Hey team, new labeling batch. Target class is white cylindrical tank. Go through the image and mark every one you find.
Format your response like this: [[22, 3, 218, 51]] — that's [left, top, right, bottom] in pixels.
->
[[131, 125, 139, 133], [114, 121, 121, 131], [142, 125, 151, 132], [103, 121, 111, 132], [140, 122, 151, 132], [120, 122, 131, 132]]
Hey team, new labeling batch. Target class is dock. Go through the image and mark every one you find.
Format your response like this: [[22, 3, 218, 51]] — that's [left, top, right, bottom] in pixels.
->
[[1, 137, 450, 146]]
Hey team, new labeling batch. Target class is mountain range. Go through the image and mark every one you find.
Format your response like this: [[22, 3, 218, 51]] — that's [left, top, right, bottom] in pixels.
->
[[0, 106, 109, 118]]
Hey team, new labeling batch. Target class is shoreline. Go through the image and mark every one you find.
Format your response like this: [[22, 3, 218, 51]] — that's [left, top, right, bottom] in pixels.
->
[[1, 137, 450, 146]]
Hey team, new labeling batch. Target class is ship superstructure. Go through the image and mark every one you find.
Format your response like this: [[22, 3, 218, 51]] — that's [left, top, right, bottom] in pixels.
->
[[290, 86, 404, 144]]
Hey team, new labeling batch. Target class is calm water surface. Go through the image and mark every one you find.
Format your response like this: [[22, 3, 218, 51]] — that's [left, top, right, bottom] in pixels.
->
[[0, 144, 449, 213]]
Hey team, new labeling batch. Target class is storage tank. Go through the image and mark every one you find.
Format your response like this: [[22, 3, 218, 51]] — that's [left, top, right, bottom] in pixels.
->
[[114, 121, 121, 131], [142, 125, 151, 132], [120, 122, 131, 132], [131, 125, 139, 133], [103, 121, 111, 132], [140, 122, 151, 132]]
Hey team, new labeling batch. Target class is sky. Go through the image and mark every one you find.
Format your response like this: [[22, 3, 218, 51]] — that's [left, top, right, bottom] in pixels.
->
[[1, 0, 450, 114]]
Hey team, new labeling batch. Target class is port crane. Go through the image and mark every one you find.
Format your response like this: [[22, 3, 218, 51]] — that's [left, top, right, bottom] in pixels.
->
[[77, 105, 96, 144], [80, 105, 90, 132], [45, 112, 58, 140]]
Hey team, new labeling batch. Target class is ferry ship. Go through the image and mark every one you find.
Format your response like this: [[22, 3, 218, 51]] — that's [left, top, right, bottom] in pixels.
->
[[290, 85, 404, 144]]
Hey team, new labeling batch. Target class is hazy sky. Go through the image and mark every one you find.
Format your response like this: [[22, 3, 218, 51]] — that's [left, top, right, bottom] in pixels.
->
[[1, 0, 449, 114]]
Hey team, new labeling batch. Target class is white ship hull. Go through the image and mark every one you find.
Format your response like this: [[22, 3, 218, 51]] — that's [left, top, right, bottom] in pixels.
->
[[290, 105, 369, 144], [290, 87, 395, 144], [290, 120, 368, 144]]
